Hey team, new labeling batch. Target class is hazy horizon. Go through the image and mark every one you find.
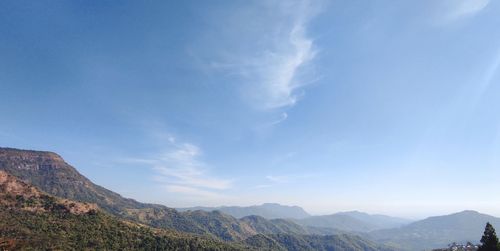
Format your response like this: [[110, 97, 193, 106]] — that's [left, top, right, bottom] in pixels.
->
[[1, 0, 500, 219], [173, 201, 496, 220]]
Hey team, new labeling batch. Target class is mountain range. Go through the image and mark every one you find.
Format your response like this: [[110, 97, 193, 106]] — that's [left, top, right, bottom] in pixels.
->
[[0, 170, 240, 250], [368, 210, 500, 250], [0, 147, 394, 250], [178, 203, 311, 219], [179, 203, 412, 234], [0, 147, 497, 250], [295, 211, 412, 233]]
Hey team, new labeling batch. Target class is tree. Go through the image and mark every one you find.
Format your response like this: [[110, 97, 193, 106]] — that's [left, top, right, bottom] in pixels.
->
[[478, 222, 500, 251]]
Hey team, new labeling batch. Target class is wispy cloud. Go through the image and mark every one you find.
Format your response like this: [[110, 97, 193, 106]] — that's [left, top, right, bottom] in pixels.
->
[[265, 173, 315, 183], [266, 175, 292, 183], [250, 17, 317, 110], [260, 112, 289, 128], [153, 142, 232, 190], [121, 135, 233, 199], [253, 173, 316, 189], [165, 184, 228, 200], [253, 184, 273, 189], [437, 0, 490, 23], [204, 0, 321, 111]]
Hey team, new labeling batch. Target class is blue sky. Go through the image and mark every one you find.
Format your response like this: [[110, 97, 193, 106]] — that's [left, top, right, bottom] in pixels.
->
[[1, 0, 499, 218]]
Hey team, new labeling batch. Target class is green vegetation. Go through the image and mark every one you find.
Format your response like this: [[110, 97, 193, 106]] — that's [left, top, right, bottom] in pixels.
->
[[431, 223, 500, 251], [0, 147, 400, 251], [240, 215, 309, 235], [369, 210, 500, 250], [0, 171, 242, 250], [478, 222, 500, 251], [243, 233, 396, 251], [178, 203, 311, 220], [0, 170, 244, 250], [0, 148, 308, 242], [0, 208, 242, 250]]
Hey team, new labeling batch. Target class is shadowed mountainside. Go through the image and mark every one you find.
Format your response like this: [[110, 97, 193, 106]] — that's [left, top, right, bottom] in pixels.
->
[[368, 210, 500, 250], [178, 203, 311, 220], [0, 170, 242, 250], [335, 211, 411, 229], [0, 147, 304, 241], [244, 233, 397, 251], [295, 211, 411, 233], [0, 147, 396, 251]]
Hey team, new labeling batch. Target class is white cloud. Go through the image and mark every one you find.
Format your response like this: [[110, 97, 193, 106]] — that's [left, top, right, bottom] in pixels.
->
[[251, 20, 317, 110], [153, 142, 233, 190], [266, 175, 291, 183], [202, 0, 321, 110], [165, 185, 227, 200], [264, 173, 316, 185], [268, 112, 289, 126], [252, 173, 316, 190], [124, 135, 233, 199], [253, 184, 273, 189], [438, 0, 490, 22]]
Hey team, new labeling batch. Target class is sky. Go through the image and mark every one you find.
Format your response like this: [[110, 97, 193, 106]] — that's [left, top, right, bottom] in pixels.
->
[[1, 0, 499, 219]]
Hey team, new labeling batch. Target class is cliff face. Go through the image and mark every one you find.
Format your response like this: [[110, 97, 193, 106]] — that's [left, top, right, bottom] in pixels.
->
[[0, 147, 145, 214], [0, 147, 304, 241], [0, 147, 396, 250], [0, 147, 258, 240], [0, 148, 66, 171]]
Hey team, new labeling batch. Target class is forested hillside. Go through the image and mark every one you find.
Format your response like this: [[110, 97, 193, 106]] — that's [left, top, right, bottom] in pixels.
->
[[0, 147, 394, 251], [0, 170, 241, 250]]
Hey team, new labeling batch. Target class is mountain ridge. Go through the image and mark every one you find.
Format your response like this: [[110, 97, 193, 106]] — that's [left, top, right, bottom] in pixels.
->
[[0, 169, 241, 250], [0, 146, 396, 251], [5, 146, 493, 251], [178, 203, 311, 219], [0, 147, 266, 240], [294, 211, 412, 233], [368, 210, 500, 250]]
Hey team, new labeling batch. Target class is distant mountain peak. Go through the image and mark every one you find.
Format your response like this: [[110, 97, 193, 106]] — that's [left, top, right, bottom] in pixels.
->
[[297, 210, 413, 233], [457, 210, 480, 214], [261, 202, 297, 207], [0, 146, 395, 250], [370, 210, 500, 250], [0, 147, 314, 241], [337, 210, 368, 216], [178, 203, 311, 219], [261, 203, 280, 207], [262, 202, 280, 206]]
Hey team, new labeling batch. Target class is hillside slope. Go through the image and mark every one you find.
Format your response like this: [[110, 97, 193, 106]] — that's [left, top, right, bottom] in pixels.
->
[[244, 233, 396, 251], [336, 211, 411, 229], [297, 214, 380, 233], [0, 147, 147, 214], [0, 170, 242, 250], [369, 210, 500, 250], [0, 147, 307, 241], [296, 211, 411, 233], [0, 147, 396, 251], [178, 203, 310, 219]]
